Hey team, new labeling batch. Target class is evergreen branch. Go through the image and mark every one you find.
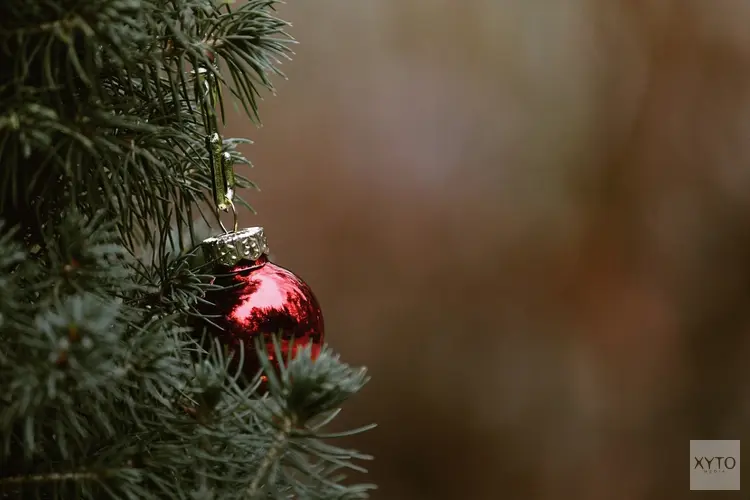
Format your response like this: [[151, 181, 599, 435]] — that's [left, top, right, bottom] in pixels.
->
[[247, 413, 295, 498], [0, 1, 374, 497], [0, 468, 109, 486]]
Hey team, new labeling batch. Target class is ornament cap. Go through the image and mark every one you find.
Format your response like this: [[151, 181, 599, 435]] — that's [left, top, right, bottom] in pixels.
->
[[202, 226, 269, 267]]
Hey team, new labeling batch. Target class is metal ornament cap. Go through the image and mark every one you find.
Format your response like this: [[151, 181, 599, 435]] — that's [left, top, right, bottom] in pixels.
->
[[202, 226, 269, 267]]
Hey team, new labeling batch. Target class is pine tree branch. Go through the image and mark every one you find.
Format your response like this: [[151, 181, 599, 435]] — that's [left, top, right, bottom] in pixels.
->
[[0, 468, 113, 486], [247, 413, 296, 498], [0, 1, 375, 496], [1, 16, 77, 37], [163, 37, 223, 61]]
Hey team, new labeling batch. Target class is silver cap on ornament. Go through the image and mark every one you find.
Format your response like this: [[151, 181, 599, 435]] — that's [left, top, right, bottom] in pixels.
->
[[202, 226, 269, 267]]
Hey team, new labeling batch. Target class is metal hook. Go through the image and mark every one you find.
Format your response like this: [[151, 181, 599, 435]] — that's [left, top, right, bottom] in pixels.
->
[[219, 198, 238, 235], [231, 198, 238, 233]]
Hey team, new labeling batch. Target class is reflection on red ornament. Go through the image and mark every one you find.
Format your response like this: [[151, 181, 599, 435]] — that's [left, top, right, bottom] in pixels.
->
[[200, 254, 324, 383], [265, 339, 323, 363]]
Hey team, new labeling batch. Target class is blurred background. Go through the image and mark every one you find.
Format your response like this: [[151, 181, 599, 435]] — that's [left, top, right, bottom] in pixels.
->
[[225, 1, 750, 498]]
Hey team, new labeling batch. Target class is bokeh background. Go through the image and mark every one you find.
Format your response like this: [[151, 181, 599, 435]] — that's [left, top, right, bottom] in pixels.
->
[[225, 1, 750, 498]]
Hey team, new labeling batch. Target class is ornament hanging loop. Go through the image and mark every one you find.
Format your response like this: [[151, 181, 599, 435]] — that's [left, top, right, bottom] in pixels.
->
[[219, 198, 239, 235]]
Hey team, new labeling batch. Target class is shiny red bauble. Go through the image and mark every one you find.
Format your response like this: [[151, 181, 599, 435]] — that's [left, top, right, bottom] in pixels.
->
[[199, 253, 324, 382]]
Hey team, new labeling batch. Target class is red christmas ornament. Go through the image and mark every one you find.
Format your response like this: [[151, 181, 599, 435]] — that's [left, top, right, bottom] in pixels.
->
[[199, 227, 324, 381]]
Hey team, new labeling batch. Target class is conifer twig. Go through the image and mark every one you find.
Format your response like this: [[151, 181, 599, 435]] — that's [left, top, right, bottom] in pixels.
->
[[0, 469, 104, 486], [247, 413, 296, 498]]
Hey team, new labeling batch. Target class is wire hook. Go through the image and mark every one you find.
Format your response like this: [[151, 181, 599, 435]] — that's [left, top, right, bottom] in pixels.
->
[[219, 198, 238, 235]]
